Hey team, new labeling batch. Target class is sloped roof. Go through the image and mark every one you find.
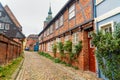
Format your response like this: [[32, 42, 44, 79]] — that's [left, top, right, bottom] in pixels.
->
[[4, 5, 22, 29]]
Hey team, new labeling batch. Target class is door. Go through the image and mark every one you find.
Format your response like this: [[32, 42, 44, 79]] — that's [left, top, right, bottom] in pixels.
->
[[88, 31, 96, 72]]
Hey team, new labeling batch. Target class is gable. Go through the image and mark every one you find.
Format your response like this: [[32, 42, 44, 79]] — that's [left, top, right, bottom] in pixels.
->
[[0, 4, 12, 23], [0, 3, 25, 39]]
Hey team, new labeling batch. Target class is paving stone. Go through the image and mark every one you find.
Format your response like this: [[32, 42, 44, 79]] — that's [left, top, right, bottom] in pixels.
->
[[16, 51, 100, 80]]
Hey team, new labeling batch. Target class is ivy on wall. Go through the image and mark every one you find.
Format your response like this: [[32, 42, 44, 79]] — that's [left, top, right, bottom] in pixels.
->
[[92, 23, 120, 80]]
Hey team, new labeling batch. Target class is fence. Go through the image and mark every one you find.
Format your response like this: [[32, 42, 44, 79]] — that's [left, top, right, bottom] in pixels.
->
[[0, 34, 22, 65]]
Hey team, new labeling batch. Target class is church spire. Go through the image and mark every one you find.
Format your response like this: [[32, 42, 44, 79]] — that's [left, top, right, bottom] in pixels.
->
[[48, 2, 52, 15], [44, 2, 53, 28], [45, 2, 52, 22]]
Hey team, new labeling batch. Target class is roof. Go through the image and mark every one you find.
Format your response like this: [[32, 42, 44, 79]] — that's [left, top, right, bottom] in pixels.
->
[[38, 0, 74, 36], [27, 34, 38, 39], [4, 5, 22, 29], [2, 4, 25, 38]]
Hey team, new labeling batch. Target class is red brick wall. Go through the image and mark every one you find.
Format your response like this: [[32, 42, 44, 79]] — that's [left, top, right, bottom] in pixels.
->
[[39, 0, 94, 71], [0, 34, 22, 65]]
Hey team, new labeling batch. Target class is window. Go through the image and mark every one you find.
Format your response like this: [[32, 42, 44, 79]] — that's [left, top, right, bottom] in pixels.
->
[[47, 28, 50, 36], [56, 38, 61, 43], [5, 24, 10, 30], [55, 20, 59, 29], [100, 21, 114, 34], [0, 23, 4, 29], [50, 25, 53, 34], [65, 35, 69, 41], [69, 3, 75, 19], [72, 32, 79, 44], [96, 0, 104, 5], [59, 15, 63, 26], [0, 12, 1, 16]]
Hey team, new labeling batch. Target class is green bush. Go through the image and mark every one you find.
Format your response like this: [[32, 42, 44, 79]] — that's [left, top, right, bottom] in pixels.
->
[[38, 52, 79, 70], [57, 42, 65, 58], [92, 23, 120, 80], [64, 40, 72, 53], [54, 58, 61, 63]]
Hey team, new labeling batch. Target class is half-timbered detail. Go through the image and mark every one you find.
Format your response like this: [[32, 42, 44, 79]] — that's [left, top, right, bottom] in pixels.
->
[[38, 0, 96, 72]]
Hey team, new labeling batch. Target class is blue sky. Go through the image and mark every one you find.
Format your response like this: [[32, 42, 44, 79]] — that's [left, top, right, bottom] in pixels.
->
[[0, 0, 68, 36]]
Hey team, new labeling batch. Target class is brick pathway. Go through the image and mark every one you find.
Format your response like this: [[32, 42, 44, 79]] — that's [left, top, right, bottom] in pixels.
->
[[16, 51, 101, 80]]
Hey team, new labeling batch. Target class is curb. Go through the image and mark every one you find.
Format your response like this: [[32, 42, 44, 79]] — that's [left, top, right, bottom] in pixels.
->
[[12, 58, 24, 80]]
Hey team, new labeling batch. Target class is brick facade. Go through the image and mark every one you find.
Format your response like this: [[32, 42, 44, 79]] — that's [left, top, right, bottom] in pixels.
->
[[39, 0, 96, 72]]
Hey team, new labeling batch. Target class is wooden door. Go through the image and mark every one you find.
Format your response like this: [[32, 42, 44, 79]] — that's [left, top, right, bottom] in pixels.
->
[[88, 31, 96, 72]]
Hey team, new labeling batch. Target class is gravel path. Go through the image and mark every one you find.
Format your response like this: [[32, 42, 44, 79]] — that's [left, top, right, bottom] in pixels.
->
[[16, 51, 101, 80]]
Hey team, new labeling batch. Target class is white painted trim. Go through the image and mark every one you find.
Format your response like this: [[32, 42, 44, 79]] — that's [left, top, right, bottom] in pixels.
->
[[96, 0, 104, 5], [99, 21, 114, 32], [95, 7, 120, 22]]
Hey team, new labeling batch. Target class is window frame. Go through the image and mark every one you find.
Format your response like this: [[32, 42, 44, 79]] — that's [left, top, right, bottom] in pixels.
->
[[0, 23, 4, 29], [55, 20, 59, 29], [59, 15, 64, 27], [69, 3, 75, 20], [96, 0, 104, 5], [99, 21, 114, 34], [5, 24, 10, 30], [72, 32, 79, 45], [65, 35, 69, 41]]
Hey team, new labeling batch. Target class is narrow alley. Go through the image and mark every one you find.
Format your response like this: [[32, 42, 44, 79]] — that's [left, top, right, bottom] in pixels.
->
[[16, 51, 100, 80]]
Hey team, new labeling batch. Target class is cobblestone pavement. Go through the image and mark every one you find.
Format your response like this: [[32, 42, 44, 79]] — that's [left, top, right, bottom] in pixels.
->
[[16, 51, 101, 80]]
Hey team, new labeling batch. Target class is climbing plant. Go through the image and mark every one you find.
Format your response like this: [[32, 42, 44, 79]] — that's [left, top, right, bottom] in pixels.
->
[[64, 40, 72, 53], [57, 42, 65, 59], [52, 43, 57, 57], [71, 41, 82, 60], [64, 40, 82, 62], [92, 23, 120, 80]]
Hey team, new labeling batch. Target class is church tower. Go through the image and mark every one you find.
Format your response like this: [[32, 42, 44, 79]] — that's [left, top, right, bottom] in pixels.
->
[[44, 4, 53, 28]]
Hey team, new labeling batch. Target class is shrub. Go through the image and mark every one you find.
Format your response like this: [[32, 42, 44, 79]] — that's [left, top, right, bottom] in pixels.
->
[[92, 23, 120, 80]]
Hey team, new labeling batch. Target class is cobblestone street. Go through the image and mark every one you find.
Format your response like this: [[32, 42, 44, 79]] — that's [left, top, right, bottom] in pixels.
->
[[16, 51, 100, 80]]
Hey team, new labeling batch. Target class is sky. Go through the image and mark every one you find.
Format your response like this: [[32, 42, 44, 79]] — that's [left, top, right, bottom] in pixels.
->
[[0, 0, 68, 37]]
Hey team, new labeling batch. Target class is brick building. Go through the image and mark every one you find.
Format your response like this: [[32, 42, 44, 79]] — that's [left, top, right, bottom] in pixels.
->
[[26, 34, 38, 51], [38, 0, 96, 72]]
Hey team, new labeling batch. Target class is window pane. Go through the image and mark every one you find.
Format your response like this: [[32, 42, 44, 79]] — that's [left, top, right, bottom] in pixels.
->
[[69, 4, 75, 13], [59, 15, 63, 26], [55, 20, 59, 29], [0, 23, 4, 29], [5, 24, 10, 30], [69, 11, 75, 19]]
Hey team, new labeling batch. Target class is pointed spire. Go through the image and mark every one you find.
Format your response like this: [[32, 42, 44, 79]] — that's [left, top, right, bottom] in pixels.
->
[[45, 2, 52, 22], [48, 2, 52, 15]]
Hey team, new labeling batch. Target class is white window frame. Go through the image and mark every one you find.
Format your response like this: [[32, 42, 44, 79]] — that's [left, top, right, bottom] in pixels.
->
[[99, 21, 114, 34], [47, 42, 51, 52], [55, 20, 59, 29], [96, 0, 104, 5], [0, 11, 2, 17], [50, 25, 53, 34], [65, 35, 69, 41], [0, 23, 4, 29], [69, 3, 75, 19], [59, 15, 64, 26], [56, 38, 61, 43], [5, 24, 10, 30], [72, 32, 79, 45]]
